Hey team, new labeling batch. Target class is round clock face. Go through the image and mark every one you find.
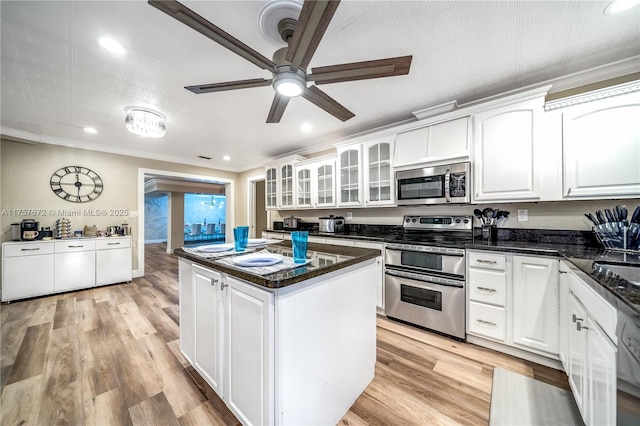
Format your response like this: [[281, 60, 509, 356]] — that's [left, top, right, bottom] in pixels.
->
[[50, 166, 103, 203]]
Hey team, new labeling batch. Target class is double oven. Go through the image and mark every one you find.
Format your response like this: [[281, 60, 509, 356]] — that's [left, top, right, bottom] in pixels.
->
[[385, 215, 472, 340]]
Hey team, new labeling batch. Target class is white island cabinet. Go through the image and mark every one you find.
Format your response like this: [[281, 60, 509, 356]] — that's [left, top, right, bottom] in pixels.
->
[[177, 246, 378, 426]]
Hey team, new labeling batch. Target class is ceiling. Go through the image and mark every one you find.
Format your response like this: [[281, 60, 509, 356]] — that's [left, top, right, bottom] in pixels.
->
[[1, 1, 639, 173]]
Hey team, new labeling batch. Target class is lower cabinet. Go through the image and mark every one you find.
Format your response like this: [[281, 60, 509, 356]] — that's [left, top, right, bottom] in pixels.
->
[[2, 237, 132, 302], [352, 240, 384, 312], [467, 250, 559, 358], [511, 255, 558, 354], [178, 259, 274, 425], [1, 242, 55, 300], [54, 240, 96, 292], [226, 276, 274, 426], [566, 267, 617, 426]]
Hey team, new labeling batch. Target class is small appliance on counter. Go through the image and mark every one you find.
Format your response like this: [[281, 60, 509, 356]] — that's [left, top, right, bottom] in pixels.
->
[[11, 223, 20, 241], [20, 219, 40, 240], [283, 215, 300, 230], [55, 218, 72, 239], [319, 215, 345, 234], [273, 221, 284, 231], [40, 227, 53, 240]]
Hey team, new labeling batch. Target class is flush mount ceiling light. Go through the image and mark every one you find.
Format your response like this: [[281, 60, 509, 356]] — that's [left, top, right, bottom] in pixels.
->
[[124, 107, 166, 138], [98, 37, 126, 55], [604, 0, 640, 15], [273, 70, 306, 97], [83, 126, 98, 134]]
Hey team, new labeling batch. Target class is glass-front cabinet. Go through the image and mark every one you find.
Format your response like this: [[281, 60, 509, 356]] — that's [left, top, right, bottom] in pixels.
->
[[337, 145, 362, 206], [363, 136, 395, 206], [265, 156, 304, 210], [294, 155, 336, 209]]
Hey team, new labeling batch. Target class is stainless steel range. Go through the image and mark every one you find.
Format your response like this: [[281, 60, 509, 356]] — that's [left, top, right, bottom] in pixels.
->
[[385, 215, 473, 340]]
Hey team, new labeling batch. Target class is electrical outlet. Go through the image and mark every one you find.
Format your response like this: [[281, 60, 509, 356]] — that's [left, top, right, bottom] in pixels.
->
[[347, 212, 353, 220], [517, 209, 528, 222]]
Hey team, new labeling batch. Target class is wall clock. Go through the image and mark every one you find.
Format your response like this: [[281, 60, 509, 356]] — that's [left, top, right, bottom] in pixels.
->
[[50, 166, 103, 203]]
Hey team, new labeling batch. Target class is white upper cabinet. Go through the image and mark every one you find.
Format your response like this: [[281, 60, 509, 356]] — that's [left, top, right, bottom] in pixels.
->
[[472, 89, 559, 203], [394, 116, 470, 168], [294, 155, 336, 209], [561, 91, 640, 199], [265, 156, 305, 210], [363, 136, 395, 206], [337, 144, 363, 207]]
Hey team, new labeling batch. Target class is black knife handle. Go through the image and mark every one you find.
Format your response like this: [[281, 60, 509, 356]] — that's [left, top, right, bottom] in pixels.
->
[[584, 213, 599, 226], [631, 205, 640, 224]]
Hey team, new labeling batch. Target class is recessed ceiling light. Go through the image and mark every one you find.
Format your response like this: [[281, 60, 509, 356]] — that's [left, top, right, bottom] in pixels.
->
[[98, 37, 126, 55], [223, 155, 231, 161], [604, 0, 640, 15], [83, 127, 98, 134], [301, 122, 312, 133]]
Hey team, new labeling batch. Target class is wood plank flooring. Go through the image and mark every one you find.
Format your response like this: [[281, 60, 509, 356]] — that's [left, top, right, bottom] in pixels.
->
[[1, 243, 569, 425]]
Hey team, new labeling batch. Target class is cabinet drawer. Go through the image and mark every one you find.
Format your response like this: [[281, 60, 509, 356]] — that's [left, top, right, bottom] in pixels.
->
[[468, 251, 506, 270], [55, 240, 96, 253], [96, 237, 131, 250], [468, 269, 506, 306], [468, 302, 506, 342], [3, 242, 54, 257]]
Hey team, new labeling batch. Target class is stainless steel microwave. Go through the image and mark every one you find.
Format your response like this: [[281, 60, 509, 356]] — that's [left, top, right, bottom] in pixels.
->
[[395, 162, 470, 205]]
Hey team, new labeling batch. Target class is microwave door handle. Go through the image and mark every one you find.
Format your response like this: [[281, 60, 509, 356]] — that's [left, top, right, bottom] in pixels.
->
[[444, 169, 451, 203]]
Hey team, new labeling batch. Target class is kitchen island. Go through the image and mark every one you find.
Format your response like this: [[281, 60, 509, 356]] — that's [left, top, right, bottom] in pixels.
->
[[174, 241, 381, 426]]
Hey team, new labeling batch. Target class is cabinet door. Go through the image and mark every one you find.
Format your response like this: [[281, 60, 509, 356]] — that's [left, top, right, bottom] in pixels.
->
[[225, 276, 274, 426], [193, 265, 224, 396], [473, 99, 542, 202], [364, 138, 394, 206], [512, 256, 559, 354], [563, 92, 640, 198], [265, 166, 278, 210], [295, 166, 313, 208], [96, 248, 132, 285], [316, 161, 335, 207], [2, 253, 55, 301], [587, 317, 616, 426], [337, 146, 362, 206], [568, 293, 589, 423], [280, 163, 295, 208], [54, 250, 96, 292], [354, 241, 384, 311], [178, 259, 195, 365]]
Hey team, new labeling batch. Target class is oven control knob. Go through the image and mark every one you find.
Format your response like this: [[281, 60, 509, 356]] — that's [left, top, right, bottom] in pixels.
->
[[412, 218, 417, 222], [455, 219, 460, 223], [405, 218, 411, 223], [463, 219, 469, 223]]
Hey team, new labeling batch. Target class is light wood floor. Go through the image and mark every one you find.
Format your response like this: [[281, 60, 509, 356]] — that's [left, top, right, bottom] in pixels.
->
[[1, 243, 569, 425]]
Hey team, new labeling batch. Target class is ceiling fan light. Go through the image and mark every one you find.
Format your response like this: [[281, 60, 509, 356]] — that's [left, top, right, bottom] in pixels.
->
[[273, 72, 306, 97], [124, 107, 167, 138]]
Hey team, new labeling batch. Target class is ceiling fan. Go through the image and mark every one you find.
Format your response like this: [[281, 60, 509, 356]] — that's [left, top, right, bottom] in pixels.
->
[[148, 0, 412, 123]]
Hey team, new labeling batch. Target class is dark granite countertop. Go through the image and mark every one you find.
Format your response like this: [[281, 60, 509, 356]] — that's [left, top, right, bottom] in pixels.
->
[[174, 241, 381, 290], [264, 228, 394, 242]]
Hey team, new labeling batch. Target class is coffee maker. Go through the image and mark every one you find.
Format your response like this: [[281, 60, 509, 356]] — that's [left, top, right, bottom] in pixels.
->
[[21, 219, 40, 240]]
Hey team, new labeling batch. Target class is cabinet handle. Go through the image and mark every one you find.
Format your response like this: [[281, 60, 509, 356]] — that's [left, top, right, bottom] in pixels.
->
[[577, 322, 589, 332], [559, 270, 567, 274], [572, 314, 584, 323], [477, 286, 497, 293], [68, 245, 84, 248], [477, 260, 497, 265], [107, 242, 121, 246], [567, 188, 572, 196], [21, 248, 40, 251], [210, 278, 219, 287], [476, 319, 496, 326], [220, 281, 228, 289]]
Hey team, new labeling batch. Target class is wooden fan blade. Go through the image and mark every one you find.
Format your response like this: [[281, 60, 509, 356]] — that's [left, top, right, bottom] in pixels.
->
[[266, 93, 291, 123], [185, 78, 272, 94], [285, 0, 340, 72], [308, 56, 412, 85], [302, 85, 355, 122], [148, 0, 278, 73]]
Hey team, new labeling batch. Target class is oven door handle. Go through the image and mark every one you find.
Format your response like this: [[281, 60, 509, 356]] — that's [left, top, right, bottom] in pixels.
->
[[385, 246, 465, 257], [384, 269, 464, 288]]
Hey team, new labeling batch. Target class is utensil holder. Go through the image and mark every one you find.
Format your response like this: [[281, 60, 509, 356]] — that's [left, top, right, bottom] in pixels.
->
[[482, 225, 497, 242], [593, 222, 640, 252]]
